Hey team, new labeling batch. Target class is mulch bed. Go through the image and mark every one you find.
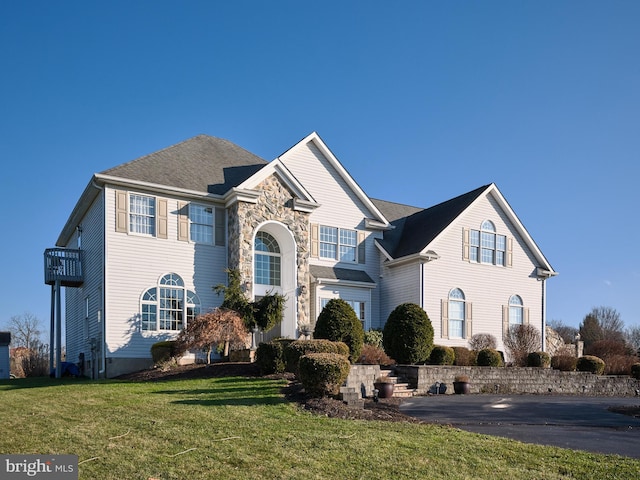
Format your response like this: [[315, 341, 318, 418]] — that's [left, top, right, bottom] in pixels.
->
[[116, 362, 640, 422]]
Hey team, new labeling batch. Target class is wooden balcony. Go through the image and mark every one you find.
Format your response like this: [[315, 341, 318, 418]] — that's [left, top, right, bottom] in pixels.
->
[[44, 248, 83, 287]]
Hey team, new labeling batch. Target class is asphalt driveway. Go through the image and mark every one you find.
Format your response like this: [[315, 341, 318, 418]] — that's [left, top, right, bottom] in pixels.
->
[[400, 394, 640, 459]]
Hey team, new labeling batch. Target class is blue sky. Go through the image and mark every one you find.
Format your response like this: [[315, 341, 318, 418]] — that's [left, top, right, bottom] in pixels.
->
[[1, 1, 639, 334]]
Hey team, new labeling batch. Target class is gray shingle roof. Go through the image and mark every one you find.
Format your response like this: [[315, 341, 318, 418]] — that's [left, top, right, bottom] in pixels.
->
[[100, 135, 268, 194], [375, 185, 490, 258], [310, 265, 375, 284]]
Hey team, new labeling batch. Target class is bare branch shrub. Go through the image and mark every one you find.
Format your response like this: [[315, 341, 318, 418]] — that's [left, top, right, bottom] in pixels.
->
[[503, 324, 541, 366], [468, 333, 497, 351]]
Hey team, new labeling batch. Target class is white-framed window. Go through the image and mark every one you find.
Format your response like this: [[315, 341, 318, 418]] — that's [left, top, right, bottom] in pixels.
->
[[319, 226, 357, 262], [509, 295, 524, 325], [255, 232, 281, 286], [141, 273, 200, 331], [448, 288, 466, 338], [129, 194, 156, 236], [468, 220, 507, 266], [189, 204, 214, 244]]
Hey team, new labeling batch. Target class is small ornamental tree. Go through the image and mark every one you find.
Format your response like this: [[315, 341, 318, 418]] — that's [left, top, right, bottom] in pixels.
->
[[314, 299, 364, 362], [504, 324, 541, 366], [468, 333, 497, 352], [383, 303, 434, 364], [175, 308, 247, 362]]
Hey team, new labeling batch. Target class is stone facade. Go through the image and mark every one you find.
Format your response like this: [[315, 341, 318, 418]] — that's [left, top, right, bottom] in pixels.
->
[[227, 173, 311, 328]]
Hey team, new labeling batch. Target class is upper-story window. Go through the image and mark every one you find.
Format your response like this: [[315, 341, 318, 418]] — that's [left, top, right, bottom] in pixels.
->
[[467, 220, 508, 266], [141, 273, 200, 331], [189, 204, 213, 244], [320, 226, 357, 262], [255, 232, 281, 286], [130, 194, 156, 236]]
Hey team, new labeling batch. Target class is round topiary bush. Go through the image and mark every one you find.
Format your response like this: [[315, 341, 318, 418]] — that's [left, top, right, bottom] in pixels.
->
[[255, 341, 286, 375], [551, 355, 577, 371], [631, 363, 640, 379], [150, 340, 178, 364], [314, 299, 364, 362], [298, 353, 351, 397], [382, 303, 434, 364], [527, 351, 551, 368], [283, 339, 348, 375], [476, 348, 503, 367], [453, 346, 476, 366], [576, 355, 606, 375], [429, 345, 455, 365]]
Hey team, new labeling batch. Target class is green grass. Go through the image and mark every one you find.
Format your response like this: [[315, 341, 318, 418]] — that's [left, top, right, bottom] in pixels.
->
[[1, 376, 638, 480]]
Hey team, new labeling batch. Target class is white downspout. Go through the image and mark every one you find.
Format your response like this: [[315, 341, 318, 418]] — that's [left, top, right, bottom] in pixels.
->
[[541, 277, 547, 352]]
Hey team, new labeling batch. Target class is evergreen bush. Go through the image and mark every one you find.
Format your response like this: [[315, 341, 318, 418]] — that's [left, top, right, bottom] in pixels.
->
[[298, 353, 351, 397], [453, 346, 476, 366], [631, 363, 640, 379], [382, 303, 434, 364], [363, 329, 383, 348], [476, 348, 503, 367], [150, 340, 178, 364], [283, 339, 348, 375], [314, 299, 364, 362], [429, 345, 455, 365], [255, 341, 286, 375], [551, 355, 577, 371], [576, 355, 606, 375], [527, 351, 551, 368]]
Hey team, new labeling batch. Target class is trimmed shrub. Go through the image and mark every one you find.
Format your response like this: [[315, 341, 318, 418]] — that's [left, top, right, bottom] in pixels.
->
[[383, 303, 434, 364], [151, 340, 178, 364], [429, 345, 455, 365], [255, 341, 286, 375], [314, 299, 364, 362], [527, 351, 551, 368], [283, 339, 348, 375], [576, 355, 606, 375], [476, 348, 503, 367], [363, 329, 383, 349], [551, 355, 577, 372], [453, 346, 476, 366], [357, 344, 395, 365], [631, 363, 640, 379], [298, 353, 351, 397]]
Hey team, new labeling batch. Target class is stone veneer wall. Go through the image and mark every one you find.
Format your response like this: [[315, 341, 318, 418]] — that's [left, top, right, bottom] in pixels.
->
[[346, 365, 640, 398], [227, 174, 311, 327]]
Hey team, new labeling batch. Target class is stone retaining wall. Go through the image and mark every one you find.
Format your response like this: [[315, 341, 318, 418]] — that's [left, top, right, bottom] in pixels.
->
[[394, 365, 640, 396], [346, 364, 640, 398]]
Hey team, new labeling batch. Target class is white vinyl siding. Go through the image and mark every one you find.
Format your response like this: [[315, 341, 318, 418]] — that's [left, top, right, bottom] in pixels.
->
[[422, 192, 544, 352], [103, 187, 227, 359]]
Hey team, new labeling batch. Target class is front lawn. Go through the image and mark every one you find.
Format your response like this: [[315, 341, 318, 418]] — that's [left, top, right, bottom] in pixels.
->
[[1, 375, 638, 479]]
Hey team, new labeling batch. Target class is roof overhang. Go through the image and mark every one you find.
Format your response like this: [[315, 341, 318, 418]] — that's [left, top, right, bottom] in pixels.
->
[[310, 266, 377, 289], [382, 251, 440, 268]]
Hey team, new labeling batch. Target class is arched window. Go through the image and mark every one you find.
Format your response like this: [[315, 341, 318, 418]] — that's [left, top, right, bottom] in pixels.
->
[[255, 231, 281, 286], [468, 220, 507, 266], [141, 273, 200, 331], [449, 288, 466, 338], [509, 295, 524, 325]]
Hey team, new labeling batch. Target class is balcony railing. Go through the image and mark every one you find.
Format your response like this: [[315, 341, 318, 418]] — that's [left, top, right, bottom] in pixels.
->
[[44, 248, 83, 287]]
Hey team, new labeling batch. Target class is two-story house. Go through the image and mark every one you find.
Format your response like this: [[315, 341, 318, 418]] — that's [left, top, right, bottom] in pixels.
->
[[49, 132, 556, 377]]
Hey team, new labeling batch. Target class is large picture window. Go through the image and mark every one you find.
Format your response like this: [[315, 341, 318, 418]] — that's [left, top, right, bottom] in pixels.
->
[[141, 273, 200, 331]]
